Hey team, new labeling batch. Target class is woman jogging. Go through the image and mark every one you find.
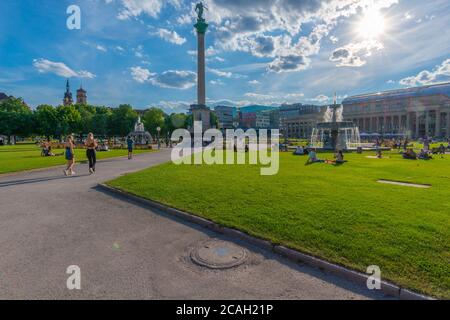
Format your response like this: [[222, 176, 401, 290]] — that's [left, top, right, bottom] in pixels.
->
[[64, 135, 76, 176], [85, 133, 98, 174]]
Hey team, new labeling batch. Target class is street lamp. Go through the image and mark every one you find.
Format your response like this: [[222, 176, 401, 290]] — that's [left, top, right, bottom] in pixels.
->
[[157, 127, 161, 149]]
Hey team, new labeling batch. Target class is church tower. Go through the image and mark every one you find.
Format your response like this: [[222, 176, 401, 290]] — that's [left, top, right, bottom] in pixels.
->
[[63, 79, 73, 106], [76, 83, 87, 105]]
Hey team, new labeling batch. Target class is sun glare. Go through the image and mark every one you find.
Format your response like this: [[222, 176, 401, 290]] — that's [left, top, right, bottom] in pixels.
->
[[356, 8, 386, 39]]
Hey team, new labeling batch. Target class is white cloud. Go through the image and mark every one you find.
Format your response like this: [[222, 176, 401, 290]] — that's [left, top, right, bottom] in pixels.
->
[[152, 28, 186, 45], [130, 66, 155, 83], [116, 0, 163, 19], [130, 67, 196, 89], [329, 36, 339, 44], [207, 0, 398, 73], [210, 79, 225, 86], [33, 59, 95, 78], [96, 45, 107, 52], [133, 45, 147, 59], [309, 94, 330, 103], [329, 40, 384, 67], [208, 68, 232, 78], [153, 70, 196, 89], [399, 58, 450, 87], [176, 14, 192, 25], [286, 93, 305, 99], [248, 80, 260, 85], [244, 92, 275, 100]]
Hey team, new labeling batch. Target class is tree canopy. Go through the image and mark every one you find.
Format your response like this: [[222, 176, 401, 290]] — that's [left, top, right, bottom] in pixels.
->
[[0, 98, 189, 143]]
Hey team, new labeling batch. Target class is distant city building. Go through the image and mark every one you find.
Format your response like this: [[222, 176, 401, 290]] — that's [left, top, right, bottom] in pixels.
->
[[63, 79, 73, 106], [215, 106, 235, 129], [240, 112, 257, 129], [342, 82, 450, 138], [76, 84, 87, 105], [268, 109, 280, 129], [255, 111, 271, 129], [279, 103, 324, 138]]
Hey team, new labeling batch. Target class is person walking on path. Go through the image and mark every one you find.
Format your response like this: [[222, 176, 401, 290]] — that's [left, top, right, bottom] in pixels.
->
[[127, 136, 134, 160], [64, 135, 76, 176], [85, 133, 98, 174]]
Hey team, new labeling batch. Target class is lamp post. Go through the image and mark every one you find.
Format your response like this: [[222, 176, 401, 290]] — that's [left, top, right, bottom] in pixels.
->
[[157, 127, 161, 150]]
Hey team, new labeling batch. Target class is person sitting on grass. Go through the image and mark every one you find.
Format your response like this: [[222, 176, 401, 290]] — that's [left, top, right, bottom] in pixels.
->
[[293, 146, 305, 155], [402, 148, 417, 160], [335, 150, 346, 164], [376, 149, 383, 159], [325, 150, 347, 165], [418, 149, 433, 160], [306, 148, 324, 164]]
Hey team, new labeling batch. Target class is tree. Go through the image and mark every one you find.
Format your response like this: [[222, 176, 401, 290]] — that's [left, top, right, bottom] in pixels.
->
[[0, 97, 32, 143], [0, 97, 31, 113], [210, 112, 219, 129], [55, 105, 82, 139], [91, 106, 112, 137], [35, 105, 58, 140], [108, 104, 138, 137], [74, 104, 96, 136], [143, 107, 166, 136], [166, 113, 187, 133]]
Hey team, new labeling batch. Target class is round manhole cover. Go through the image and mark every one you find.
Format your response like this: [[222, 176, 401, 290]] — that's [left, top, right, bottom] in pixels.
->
[[190, 240, 248, 269]]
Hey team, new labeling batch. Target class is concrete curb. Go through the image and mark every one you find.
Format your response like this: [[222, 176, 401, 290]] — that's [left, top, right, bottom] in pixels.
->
[[97, 183, 434, 301]]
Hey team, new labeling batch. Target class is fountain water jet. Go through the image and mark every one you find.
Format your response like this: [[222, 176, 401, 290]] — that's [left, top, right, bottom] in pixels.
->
[[310, 103, 360, 151]]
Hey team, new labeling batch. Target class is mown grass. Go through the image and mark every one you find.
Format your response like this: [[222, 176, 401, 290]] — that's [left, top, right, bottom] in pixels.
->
[[107, 149, 450, 298], [0, 144, 154, 174]]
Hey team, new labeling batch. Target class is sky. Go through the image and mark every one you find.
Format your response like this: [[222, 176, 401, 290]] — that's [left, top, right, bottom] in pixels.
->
[[0, 0, 449, 113]]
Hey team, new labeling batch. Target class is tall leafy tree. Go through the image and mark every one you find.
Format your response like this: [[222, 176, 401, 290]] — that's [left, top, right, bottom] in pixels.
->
[[0, 97, 31, 113], [34, 105, 58, 140], [143, 107, 166, 136], [74, 104, 96, 136], [108, 104, 138, 137], [55, 105, 82, 139], [0, 97, 32, 143], [91, 106, 112, 137]]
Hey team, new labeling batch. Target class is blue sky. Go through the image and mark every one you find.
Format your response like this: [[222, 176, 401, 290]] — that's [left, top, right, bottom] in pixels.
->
[[0, 0, 449, 113]]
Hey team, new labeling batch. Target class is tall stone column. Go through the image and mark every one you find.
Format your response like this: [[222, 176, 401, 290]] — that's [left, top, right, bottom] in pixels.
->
[[406, 113, 411, 133], [190, 8, 210, 133], [425, 110, 431, 136], [435, 109, 441, 137], [447, 112, 450, 138], [415, 112, 420, 138], [197, 29, 206, 106]]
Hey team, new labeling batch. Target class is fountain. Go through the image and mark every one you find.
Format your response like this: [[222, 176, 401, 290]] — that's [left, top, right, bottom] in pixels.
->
[[310, 103, 361, 151], [128, 117, 152, 145]]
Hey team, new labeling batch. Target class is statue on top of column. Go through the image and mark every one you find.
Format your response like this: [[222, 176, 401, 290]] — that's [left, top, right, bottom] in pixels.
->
[[195, 2, 207, 21]]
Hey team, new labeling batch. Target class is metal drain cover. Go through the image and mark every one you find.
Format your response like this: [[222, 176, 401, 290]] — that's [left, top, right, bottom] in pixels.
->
[[190, 240, 248, 269]]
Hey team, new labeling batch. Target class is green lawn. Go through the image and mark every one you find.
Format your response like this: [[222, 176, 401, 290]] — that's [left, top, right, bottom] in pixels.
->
[[0, 144, 154, 174], [107, 150, 450, 298]]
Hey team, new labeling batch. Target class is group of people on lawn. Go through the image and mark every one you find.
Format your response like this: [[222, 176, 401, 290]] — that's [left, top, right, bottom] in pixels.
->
[[296, 147, 347, 165], [295, 138, 449, 165]]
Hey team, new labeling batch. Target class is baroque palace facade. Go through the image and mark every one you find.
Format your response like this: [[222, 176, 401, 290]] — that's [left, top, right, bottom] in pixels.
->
[[281, 82, 450, 139]]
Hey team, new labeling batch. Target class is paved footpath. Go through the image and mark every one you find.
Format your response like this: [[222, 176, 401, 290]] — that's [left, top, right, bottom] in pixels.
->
[[0, 150, 390, 299]]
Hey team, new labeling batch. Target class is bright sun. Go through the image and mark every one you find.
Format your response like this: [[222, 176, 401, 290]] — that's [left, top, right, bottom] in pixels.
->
[[356, 8, 386, 39]]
